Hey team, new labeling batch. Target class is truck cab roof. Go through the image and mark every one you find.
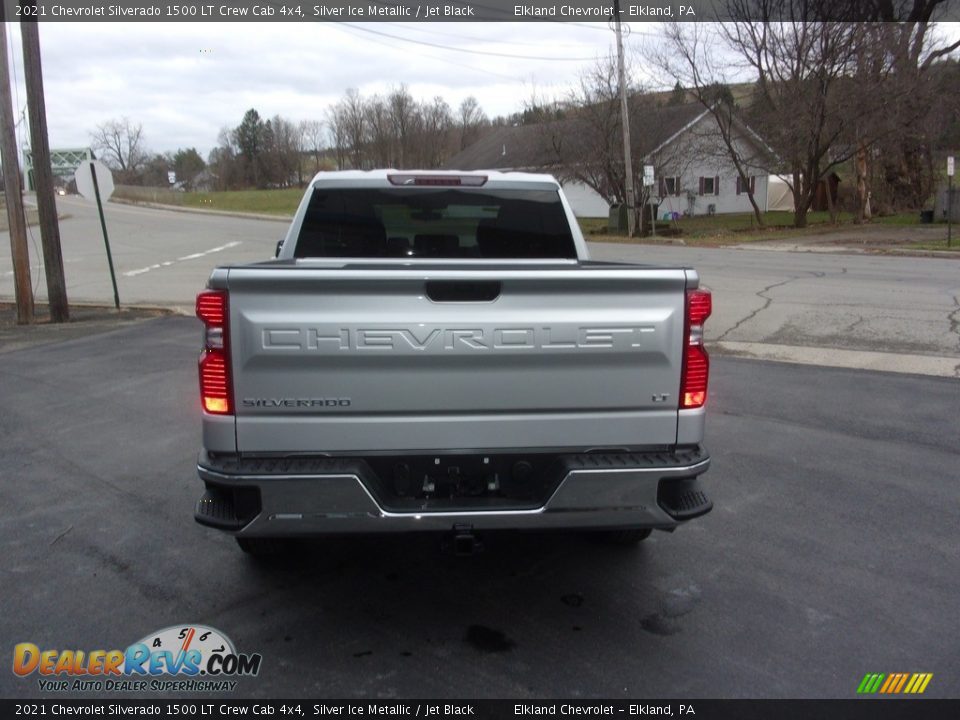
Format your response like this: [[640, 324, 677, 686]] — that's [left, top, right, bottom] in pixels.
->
[[307, 169, 563, 191]]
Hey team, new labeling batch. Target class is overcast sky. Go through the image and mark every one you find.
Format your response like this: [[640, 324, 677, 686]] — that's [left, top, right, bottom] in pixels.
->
[[4, 22, 634, 158], [5, 21, 959, 160]]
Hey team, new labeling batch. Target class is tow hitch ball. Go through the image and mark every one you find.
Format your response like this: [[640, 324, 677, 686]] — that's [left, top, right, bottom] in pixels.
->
[[445, 524, 483, 556]]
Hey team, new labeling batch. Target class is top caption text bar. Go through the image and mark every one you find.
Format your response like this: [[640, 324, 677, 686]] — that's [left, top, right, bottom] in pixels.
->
[[5, 0, 958, 23]]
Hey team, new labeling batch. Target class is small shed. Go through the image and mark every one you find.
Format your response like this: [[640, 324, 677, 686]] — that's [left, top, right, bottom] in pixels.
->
[[812, 172, 841, 212]]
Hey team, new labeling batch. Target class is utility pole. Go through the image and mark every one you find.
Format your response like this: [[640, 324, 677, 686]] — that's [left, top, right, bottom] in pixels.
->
[[948, 155, 954, 249], [612, 0, 636, 236], [0, 22, 33, 323], [949, 172, 953, 249], [21, 22, 68, 322]]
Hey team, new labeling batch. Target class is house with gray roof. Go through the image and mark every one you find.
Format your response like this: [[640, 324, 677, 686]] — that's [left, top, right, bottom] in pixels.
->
[[444, 101, 788, 218]]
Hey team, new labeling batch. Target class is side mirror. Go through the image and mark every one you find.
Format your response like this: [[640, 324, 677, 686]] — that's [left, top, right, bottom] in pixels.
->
[[275, 239, 284, 258]]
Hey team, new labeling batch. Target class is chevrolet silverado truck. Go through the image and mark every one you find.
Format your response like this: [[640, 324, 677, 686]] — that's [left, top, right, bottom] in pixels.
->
[[194, 170, 713, 556]]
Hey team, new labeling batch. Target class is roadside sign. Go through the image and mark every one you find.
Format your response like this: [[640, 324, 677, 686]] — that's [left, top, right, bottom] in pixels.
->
[[948, 156, 955, 177], [643, 165, 655, 187], [75, 160, 114, 201], [75, 160, 120, 309], [168, 171, 176, 185]]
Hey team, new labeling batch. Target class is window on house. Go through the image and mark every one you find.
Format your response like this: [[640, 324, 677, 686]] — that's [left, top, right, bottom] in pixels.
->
[[699, 176, 718, 195], [736, 176, 757, 195], [659, 176, 682, 197]]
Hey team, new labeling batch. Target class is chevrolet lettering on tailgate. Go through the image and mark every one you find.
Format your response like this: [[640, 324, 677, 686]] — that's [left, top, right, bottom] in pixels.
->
[[258, 326, 659, 352]]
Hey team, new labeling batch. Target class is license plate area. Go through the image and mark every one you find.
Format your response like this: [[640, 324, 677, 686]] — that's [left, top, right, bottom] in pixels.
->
[[363, 452, 565, 512]]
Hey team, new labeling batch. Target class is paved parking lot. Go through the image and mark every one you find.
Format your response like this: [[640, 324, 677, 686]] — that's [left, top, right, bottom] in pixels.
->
[[1, 316, 957, 699]]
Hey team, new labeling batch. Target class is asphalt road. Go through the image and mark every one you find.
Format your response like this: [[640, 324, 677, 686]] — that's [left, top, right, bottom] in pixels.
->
[[1, 195, 286, 309], [1, 316, 957, 699], [589, 242, 960, 375], [1, 197, 958, 376]]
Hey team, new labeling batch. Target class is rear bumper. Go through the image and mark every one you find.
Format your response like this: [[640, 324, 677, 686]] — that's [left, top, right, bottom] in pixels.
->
[[195, 447, 712, 536]]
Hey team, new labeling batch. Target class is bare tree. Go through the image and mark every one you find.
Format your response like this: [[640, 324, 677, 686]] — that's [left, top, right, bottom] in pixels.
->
[[719, 7, 871, 227], [325, 104, 348, 170], [341, 89, 367, 169], [265, 115, 301, 187], [545, 56, 623, 203], [420, 97, 453, 168], [388, 85, 416, 168], [207, 125, 238, 190], [299, 119, 325, 174], [90, 118, 147, 183], [853, 8, 960, 215], [458, 96, 488, 150], [653, 23, 768, 226], [365, 95, 394, 168]]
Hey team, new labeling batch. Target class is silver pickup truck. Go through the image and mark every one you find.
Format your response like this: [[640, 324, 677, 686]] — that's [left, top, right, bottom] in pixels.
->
[[194, 170, 712, 555]]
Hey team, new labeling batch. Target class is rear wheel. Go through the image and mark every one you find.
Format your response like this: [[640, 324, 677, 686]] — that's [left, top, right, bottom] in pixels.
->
[[235, 537, 289, 557], [595, 528, 653, 545]]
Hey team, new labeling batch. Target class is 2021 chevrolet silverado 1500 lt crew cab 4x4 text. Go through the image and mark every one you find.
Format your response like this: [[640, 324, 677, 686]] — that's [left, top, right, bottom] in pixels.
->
[[194, 170, 713, 555]]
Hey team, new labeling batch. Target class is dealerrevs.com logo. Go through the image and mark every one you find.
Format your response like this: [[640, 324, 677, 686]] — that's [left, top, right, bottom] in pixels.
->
[[13, 624, 262, 693]]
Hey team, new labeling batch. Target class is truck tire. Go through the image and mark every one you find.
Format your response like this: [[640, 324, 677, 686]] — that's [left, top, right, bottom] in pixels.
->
[[235, 537, 288, 557], [596, 528, 652, 545]]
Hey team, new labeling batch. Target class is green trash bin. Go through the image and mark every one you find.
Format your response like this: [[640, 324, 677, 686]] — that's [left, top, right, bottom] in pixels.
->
[[608, 203, 628, 234]]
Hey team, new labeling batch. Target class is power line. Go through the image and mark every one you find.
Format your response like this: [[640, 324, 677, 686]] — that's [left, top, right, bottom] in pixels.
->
[[340, 23, 601, 61], [380, 21, 603, 47], [330, 24, 519, 82]]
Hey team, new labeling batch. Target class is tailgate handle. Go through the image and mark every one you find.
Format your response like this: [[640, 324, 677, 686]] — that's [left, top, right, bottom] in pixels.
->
[[425, 281, 501, 303]]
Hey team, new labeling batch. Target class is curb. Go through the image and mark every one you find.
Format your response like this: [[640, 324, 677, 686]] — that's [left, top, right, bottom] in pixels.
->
[[710, 340, 959, 379]]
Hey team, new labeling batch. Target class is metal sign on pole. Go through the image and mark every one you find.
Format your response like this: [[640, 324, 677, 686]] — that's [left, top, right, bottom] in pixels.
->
[[643, 165, 656, 238], [75, 160, 120, 308], [948, 156, 954, 249]]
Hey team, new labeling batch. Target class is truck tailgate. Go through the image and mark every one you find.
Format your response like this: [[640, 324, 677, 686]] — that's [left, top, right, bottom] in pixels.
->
[[224, 264, 688, 453]]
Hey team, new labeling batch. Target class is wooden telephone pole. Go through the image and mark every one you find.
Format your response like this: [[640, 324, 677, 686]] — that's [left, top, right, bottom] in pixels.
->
[[0, 22, 33, 323], [21, 22, 68, 322], [612, 0, 636, 236]]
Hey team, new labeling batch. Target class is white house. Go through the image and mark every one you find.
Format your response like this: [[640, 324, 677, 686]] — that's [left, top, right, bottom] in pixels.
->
[[647, 106, 787, 218], [444, 101, 790, 218]]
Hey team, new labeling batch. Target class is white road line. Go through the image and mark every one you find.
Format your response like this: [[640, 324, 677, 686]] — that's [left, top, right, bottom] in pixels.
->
[[2, 258, 81, 277], [123, 241, 242, 277]]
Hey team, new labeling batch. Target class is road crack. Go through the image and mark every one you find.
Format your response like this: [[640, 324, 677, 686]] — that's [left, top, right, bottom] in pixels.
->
[[717, 276, 800, 341], [717, 268, 852, 342], [844, 315, 866, 333], [947, 295, 960, 377], [948, 295, 960, 344]]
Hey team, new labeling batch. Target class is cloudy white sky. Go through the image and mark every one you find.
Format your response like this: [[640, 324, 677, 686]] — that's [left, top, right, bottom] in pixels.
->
[[5, 21, 959, 160], [5, 22, 650, 158]]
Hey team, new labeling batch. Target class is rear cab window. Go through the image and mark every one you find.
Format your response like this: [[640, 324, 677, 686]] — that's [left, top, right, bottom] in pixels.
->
[[294, 187, 577, 259]]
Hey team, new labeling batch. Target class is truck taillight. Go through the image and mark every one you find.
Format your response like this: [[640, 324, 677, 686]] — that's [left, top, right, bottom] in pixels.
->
[[196, 290, 232, 415], [680, 288, 712, 409]]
